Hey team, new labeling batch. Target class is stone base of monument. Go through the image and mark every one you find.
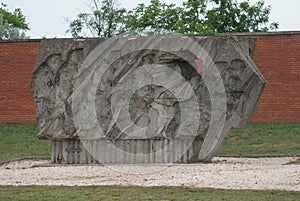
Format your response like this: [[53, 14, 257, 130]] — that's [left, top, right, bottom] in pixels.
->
[[51, 137, 204, 164]]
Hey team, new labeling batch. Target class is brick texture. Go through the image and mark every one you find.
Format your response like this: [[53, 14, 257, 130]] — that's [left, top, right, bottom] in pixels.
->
[[0, 41, 40, 123], [249, 34, 300, 123], [0, 33, 299, 123]]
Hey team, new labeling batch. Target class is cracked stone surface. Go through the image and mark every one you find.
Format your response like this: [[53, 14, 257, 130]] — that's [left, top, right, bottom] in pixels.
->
[[30, 36, 265, 163]]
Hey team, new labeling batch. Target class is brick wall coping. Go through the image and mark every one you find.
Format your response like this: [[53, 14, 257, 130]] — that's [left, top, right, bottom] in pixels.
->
[[0, 31, 300, 43]]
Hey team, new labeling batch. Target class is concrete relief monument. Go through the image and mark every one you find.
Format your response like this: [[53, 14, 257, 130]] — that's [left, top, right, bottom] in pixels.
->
[[30, 36, 265, 164]]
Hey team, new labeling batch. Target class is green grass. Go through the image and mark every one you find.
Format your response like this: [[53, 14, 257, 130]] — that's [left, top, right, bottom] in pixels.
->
[[0, 185, 299, 201], [217, 123, 300, 156], [0, 124, 51, 162], [0, 123, 299, 163], [0, 124, 299, 200], [287, 158, 300, 165]]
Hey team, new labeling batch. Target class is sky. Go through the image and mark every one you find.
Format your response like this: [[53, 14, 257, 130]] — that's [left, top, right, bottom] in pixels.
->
[[2, 0, 300, 38]]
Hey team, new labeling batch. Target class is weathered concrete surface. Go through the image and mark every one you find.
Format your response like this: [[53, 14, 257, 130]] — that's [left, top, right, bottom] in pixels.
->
[[30, 36, 265, 163]]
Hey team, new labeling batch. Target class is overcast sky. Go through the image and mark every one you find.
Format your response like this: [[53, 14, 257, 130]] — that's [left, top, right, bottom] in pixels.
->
[[2, 0, 300, 38]]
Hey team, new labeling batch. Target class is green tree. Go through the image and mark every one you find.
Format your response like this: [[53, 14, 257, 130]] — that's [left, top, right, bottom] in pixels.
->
[[68, 0, 279, 37], [205, 0, 279, 33], [123, 0, 278, 35], [0, 3, 30, 40], [122, 0, 183, 35], [179, 0, 207, 34], [67, 0, 126, 38]]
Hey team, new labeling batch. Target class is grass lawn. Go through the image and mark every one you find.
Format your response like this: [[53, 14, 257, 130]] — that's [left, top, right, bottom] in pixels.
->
[[217, 123, 300, 156], [0, 123, 299, 200], [0, 185, 299, 201], [0, 124, 51, 163], [0, 123, 299, 163]]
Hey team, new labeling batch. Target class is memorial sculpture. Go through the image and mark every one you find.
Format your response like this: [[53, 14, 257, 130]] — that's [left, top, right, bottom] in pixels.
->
[[30, 36, 265, 164]]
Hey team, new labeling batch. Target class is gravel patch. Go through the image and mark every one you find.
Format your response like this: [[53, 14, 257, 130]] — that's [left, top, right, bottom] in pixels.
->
[[0, 157, 299, 191]]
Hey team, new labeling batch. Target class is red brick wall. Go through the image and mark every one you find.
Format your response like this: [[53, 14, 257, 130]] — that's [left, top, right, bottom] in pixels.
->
[[0, 41, 40, 123], [249, 33, 300, 123], [0, 33, 299, 123]]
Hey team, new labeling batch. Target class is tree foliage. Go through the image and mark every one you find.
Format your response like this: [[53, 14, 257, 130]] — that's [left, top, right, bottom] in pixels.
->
[[122, 0, 183, 35], [67, 0, 279, 38], [67, 0, 126, 38], [0, 3, 29, 40], [205, 0, 279, 33]]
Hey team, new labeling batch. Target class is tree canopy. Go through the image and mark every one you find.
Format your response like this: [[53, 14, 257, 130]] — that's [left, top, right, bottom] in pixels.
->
[[66, 0, 126, 38], [0, 3, 30, 40], [204, 0, 279, 33], [67, 0, 279, 38]]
